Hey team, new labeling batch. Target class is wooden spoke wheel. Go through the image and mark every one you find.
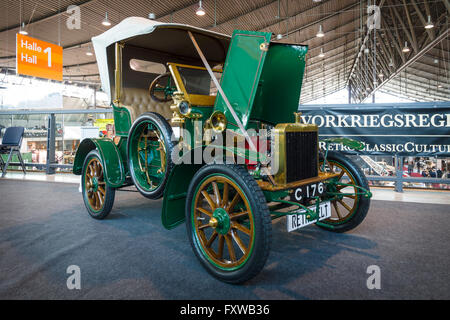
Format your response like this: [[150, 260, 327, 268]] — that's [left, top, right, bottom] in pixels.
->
[[193, 175, 254, 269], [319, 151, 370, 233], [81, 150, 115, 219], [127, 112, 174, 199], [186, 165, 271, 284]]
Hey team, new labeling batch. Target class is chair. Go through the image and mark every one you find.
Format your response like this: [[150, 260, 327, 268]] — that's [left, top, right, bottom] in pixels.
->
[[0, 126, 26, 177]]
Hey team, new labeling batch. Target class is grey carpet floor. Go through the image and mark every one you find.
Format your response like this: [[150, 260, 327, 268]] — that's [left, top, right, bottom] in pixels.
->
[[0, 179, 449, 300]]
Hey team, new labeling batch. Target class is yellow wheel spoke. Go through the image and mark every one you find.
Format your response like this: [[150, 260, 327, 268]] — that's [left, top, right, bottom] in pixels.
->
[[97, 191, 103, 207], [196, 206, 213, 217], [217, 235, 224, 259], [225, 235, 236, 262], [338, 199, 352, 212], [212, 182, 221, 206], [198, 224, 210, 230], [93, 192, 99, 209], [333, 201, 342, 219], [221, 182, 229, 207], [201, 191, 216, 210], [231, 222, 251, 235], [206, 231, 218, 248], [229, 211, 249, 220], [226, 193, 240, 212], [231, 230, 247, 254]]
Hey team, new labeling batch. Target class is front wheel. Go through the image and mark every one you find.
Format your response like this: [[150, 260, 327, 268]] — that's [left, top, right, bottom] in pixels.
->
[[186, 165, 272, 284], [318, 151, 370, 233], [81, 150, 115, 219]]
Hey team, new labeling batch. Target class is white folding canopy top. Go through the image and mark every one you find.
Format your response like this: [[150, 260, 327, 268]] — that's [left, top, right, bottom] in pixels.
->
[[91, 17, 230, 101]]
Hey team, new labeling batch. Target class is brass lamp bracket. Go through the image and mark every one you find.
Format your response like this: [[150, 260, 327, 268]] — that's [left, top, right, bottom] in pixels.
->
[[170, 91, 202, 124], [293, 112, 303, 124]]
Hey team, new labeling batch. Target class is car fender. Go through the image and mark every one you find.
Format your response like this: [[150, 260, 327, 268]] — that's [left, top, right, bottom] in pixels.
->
[[73, 138, 125, 188], [161, 163, 203, 229]]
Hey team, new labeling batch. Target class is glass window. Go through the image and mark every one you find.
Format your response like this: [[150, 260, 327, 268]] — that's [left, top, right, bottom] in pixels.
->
[[177, 67, 222, 96]]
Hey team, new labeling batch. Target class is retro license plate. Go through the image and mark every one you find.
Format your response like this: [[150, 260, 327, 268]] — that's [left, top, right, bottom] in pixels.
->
[[286, 201, 331, 232], [291, 182, 326, 202]]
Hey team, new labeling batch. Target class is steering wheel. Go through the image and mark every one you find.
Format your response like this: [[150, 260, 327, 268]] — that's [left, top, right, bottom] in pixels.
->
[[149, 72, 177, 102]]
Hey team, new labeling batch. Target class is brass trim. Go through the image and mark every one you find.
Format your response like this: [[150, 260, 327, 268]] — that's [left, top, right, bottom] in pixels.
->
[[209, 217, 219, 228], [293, 112, 302, 124], [257, 172, 340, 191], [272, 121, 318, 185], [114, 42, 124, 105], [167, 62, 222, 106]]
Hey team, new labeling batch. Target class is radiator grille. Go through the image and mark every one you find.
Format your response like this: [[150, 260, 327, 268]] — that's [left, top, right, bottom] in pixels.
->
[[285, 131, 318, 183]]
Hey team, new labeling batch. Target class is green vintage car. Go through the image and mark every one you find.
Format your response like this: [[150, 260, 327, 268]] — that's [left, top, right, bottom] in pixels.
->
[[73, 17, 371, 283]]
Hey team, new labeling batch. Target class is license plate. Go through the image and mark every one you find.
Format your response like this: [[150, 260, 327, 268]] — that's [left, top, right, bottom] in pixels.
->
[[291, 182, 325, 202], [286, 201, 331, 232]]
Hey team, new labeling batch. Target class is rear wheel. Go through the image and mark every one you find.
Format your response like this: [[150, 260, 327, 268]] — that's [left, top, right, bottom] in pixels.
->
[[318, 151, 370, 233], [127, 112, 174, 199], [186, 165, 272, 284], [81, 150, 115, 219]]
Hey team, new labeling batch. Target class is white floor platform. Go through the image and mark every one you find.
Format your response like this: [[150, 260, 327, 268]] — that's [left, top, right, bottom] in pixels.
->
[[1, 171, 449, 205]]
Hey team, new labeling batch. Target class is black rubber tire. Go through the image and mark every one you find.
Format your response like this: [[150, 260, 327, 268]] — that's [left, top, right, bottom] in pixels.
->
[[318, 151, 370, 233], [127, 112, 174, 199], [81, 150, 115, 220], [185, 164, 272, 284]]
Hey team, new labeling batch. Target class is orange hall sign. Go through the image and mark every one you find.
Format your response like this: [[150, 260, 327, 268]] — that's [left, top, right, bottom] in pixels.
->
[[16, 34, 63, 81]]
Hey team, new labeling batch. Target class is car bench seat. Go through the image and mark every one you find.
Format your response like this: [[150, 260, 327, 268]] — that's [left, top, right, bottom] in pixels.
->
[[113, 88, 173, 135], [121, 87, 173, 123]]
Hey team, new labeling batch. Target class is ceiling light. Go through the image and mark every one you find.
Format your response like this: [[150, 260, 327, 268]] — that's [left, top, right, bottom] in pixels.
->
[[425, 15, 434, 29], [379, 73, 384, 78], [389, 58, 394, 67], [434, 59, 438, 64], [316, 25, 324, 38], [19, 22, 28, 35], [102, 12, 111, 26], [437, 84, 443, 88], [148, 13, 156, 20], [313, 0, 322, 2], [276, 34, 283, 40], [196, 1, 206, 16], [318, 48, 325, 58], [402, 41, 410, 53]]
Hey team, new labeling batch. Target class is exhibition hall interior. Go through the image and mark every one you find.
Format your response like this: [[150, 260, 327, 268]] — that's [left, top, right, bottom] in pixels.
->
[[0, 0, 449, 302]]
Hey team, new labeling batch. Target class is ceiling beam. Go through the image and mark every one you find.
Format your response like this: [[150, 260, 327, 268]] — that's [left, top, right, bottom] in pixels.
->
[[0, 0, 99, 34], [346, 0, 386, 87], [370, 27, 450, 96]]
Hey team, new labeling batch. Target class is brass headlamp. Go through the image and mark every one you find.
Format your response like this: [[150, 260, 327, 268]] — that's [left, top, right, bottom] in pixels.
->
[[209, 111, 227, 133]]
